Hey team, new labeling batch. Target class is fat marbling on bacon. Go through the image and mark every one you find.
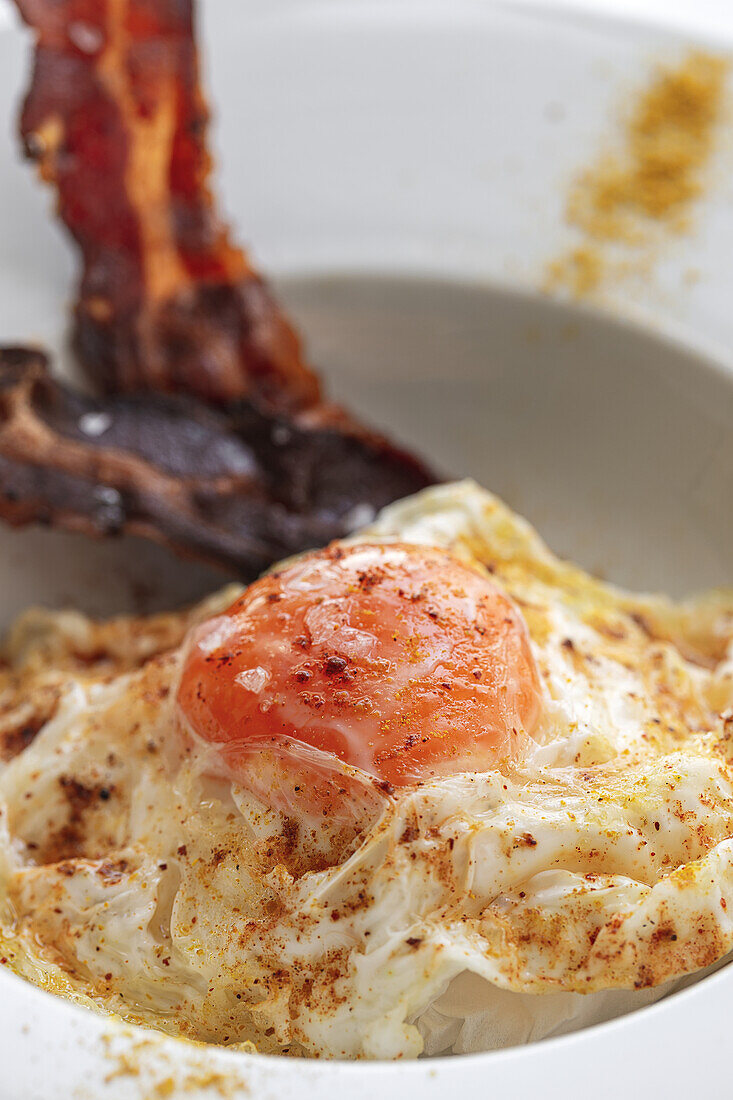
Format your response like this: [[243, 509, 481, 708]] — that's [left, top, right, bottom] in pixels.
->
[[14, 0, 318, 411]]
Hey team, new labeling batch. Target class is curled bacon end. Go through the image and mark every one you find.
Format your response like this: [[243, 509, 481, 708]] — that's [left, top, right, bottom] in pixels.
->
[[13, 0, 319, 412], [0, 347, 437, 579]]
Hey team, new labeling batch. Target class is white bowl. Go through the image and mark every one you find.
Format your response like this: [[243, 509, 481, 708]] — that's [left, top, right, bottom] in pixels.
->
[[0, 0, 731, 1095]]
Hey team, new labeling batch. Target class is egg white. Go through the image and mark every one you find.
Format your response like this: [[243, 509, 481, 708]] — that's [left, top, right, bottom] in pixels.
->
[[0, 480, 731, 1059]]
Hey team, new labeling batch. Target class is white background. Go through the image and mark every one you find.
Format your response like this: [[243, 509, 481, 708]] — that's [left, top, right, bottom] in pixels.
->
[[507, 0, 733, 37], [0, 0, 732, 37]]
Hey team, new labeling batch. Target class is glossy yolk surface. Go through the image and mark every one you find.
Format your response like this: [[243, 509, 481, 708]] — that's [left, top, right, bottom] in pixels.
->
[[177, 542, 542, 817]]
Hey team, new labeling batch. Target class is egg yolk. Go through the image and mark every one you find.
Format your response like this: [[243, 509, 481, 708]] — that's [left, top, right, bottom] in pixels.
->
[[177, 542, 542, 817]]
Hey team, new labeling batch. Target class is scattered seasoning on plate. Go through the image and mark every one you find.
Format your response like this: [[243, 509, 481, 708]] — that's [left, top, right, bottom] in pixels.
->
[[545, 51, 730, 298]]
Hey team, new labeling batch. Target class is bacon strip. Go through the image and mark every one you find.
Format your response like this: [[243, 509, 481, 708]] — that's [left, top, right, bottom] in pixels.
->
[[13, 0, 319, 411], [4, 3, 440, 574], [0, 348, 435, 578]]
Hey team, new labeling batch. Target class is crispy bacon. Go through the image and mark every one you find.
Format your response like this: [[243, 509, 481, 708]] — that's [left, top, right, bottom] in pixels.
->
[[0, 348, 435, 578], [3, 2, 440, 575], [13, 0, 319, 411]]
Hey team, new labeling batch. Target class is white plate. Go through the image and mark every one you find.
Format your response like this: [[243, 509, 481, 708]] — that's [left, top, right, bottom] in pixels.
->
[[0, 1, 731, 1096]]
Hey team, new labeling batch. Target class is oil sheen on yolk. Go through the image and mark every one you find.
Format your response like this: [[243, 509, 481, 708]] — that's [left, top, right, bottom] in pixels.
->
[[177, 542, 542, 815]]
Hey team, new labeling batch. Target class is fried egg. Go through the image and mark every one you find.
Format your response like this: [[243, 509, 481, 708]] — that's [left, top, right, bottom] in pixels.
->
[[0, 480, 731, 1059]]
